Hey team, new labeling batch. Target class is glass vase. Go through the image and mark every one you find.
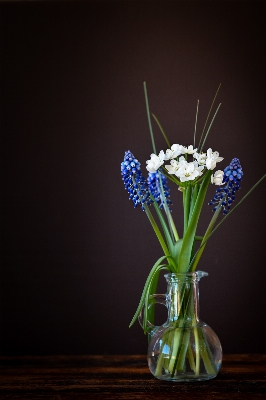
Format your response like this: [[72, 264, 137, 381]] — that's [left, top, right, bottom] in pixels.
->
[[139, 271, 222, 382]]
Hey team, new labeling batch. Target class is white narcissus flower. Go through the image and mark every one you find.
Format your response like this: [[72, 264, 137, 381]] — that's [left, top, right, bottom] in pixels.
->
[[165, 156, 187, 175], [193, 152, 207, 166], [175, 156, 187, 168], [193, 161, 205, 176], [171, 144, 186, 156], [211, 170, 225, 185], [164, 144, 186, 160], [172, 158, 203, 182], [164, 149, 175, 160], [165, 156, 204, 182], [165, 159, 180, 174], [177, 163, 196, 182], [183, 145, 198, 155], [146, 150, 165, 173], [205, 148, 224, 170], [164, 144, 197, 160]]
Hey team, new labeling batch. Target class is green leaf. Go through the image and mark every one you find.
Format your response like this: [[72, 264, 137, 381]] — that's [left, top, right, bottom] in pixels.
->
[[156, 171, 179, 243], [167, 211, 179, 242], [143, 264, 170, 334], [171, 239, 183, 267], [144, 205, 170, 257], [152, 199, 176, 265], [195, 236, 203, 241], [190, 203, 222, 272], [189, 184, 199, 222], [146, 267, 160, 329], [162, 167, 182, 186], [129, 256, 171, 329], [178, 171, 212, 272]]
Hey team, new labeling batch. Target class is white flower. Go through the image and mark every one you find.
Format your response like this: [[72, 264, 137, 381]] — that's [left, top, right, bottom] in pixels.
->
[[164, 156, 186, 174], [211, 170, 225, 185], [164, 149, 175, 160], [176, 156, 187, 167], [193, 161, 205, 175], [182, 145, 198, 155], [168, 157, 203, 182], [205, 148, 224, 170], [165, 159, 180, 174], [164, 144, 185, 160], [164, 144, 198, 160], [146, 150, 165, 173], [171, 144, 186, 156], [178, 161, 203, 182], [193, 152, 207, 166]]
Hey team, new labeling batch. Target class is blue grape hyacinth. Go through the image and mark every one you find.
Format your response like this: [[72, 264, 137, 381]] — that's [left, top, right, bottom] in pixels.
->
[[147, 172, 172, 210], [209, 158, 244, 214], [121, 151, 152, 210]]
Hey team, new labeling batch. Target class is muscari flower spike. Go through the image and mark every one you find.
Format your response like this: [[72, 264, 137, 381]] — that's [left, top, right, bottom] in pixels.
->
[[147, 172, 173, 210], [121, 151, 152, 210], [208, 158, 244, 214]]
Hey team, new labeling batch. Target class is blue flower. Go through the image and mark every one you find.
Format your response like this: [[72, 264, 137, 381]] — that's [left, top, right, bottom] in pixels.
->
[[147, 172, 172, 210], [121, 151, 152, 210], [208, 158, 244, 214]]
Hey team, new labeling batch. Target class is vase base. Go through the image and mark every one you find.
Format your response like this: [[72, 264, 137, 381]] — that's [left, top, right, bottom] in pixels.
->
[[153, 372, 218, 382]]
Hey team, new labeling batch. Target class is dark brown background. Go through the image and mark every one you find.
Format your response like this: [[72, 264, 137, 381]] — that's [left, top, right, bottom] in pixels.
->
[[1, 0, 266, 356]]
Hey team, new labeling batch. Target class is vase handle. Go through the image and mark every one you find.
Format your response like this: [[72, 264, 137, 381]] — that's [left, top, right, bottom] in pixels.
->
[[138, 294, 167, 335]]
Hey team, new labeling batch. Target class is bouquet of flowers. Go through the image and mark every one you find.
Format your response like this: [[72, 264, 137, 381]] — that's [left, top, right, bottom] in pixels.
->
[[121, 83, 265, 381]]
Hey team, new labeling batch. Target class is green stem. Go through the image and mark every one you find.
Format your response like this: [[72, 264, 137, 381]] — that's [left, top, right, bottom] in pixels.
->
[[198, 83, 221, 150], [168, 212, 179, 241], [144, 205, 170, 257], [162, 168, 182, 186], [189, 184, 199, 223], [179, 170, 212, 272], [200, 103, 222, 152], [147, 271, 160, 335], [209, 173, 266, 234], [190, 203, 222, 272], [189, 173, 266, 270], [193, 100, 199, 148], [168, 327, 183, 374], [152, 113, 171, 148], [183, 185, 191, 235], [198, 328, 216, 375], [175, 330, 190, 372], [193, 323, 200, 376], [143, 82, 156, 154], [157, 171, 179, 242], [188, 343, 196, 373], [155, 340, 167, 376], [151, 195, 175, 250]]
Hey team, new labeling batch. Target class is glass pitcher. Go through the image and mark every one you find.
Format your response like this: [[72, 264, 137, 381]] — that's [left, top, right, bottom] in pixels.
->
[[139, 271, 222, 382]]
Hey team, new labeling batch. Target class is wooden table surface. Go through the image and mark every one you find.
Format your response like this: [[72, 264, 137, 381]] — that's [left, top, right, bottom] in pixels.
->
[[0, 354, 266, 399]]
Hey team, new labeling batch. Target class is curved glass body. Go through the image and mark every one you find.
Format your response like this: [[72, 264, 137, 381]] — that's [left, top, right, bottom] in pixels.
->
[[140, 272, 222, 382]]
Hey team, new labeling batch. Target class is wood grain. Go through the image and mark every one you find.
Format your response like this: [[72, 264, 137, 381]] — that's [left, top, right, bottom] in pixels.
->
[[0, 354, 266, 399]]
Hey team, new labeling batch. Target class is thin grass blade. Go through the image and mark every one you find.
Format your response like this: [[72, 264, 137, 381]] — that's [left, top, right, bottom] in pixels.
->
[[152, 113, 171, 148], [198, 83, 221, 149], [144, 81, 156, 154]]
